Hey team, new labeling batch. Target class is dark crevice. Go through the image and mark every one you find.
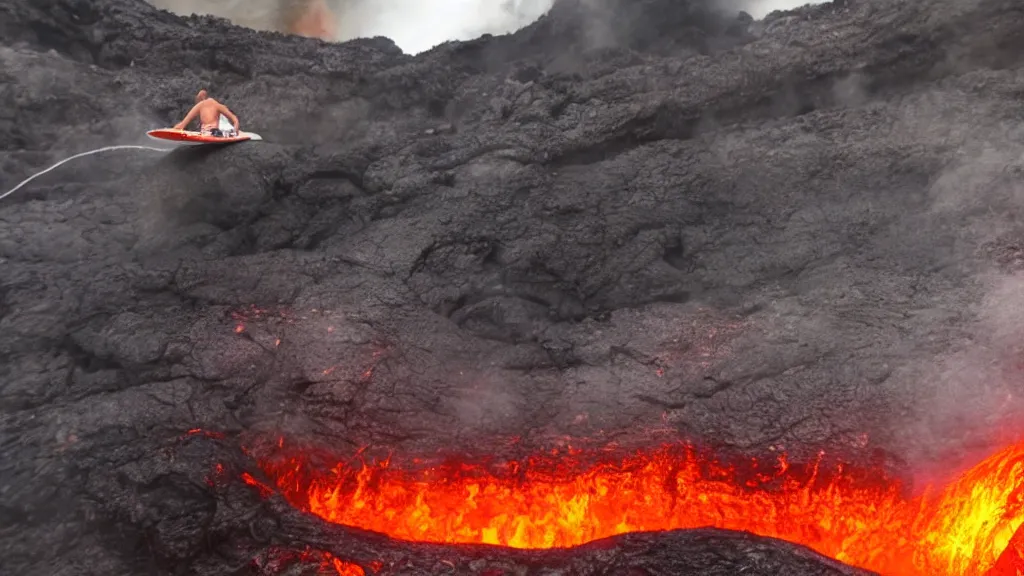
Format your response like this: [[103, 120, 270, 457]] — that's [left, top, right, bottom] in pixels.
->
[[651, 291, 691, 305], [692, 377, 735, 399], [294, 226, 338, 251], [663, 241, 693, 272], [426, 98, 448, 118], [635, 394, 688, 410], [436, 294, 469, 319], [289, 380, 318, 396], [307, 170, 366, 192], [480, 242, 505, 271], [0, 285, 9, 322], [511, 186, 533, 205], [548, 111, 700, 167], [702, 73, 835, 132], [62, 335, 123, 374], [441, 289, 553, 321]]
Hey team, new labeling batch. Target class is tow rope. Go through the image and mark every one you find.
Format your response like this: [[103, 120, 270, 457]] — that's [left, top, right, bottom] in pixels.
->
[[0, 145, 171, 202]]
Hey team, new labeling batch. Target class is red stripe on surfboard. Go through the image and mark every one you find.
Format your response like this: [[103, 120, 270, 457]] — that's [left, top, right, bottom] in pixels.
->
[[147, 129, 250, 144]]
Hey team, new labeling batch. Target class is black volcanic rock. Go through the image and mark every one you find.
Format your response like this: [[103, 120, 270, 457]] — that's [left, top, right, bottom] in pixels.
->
[[4, 0, 1024, 574]]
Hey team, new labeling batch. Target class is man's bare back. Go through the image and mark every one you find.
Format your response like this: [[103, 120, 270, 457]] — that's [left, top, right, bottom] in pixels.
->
[[174, 90, 240, 135]]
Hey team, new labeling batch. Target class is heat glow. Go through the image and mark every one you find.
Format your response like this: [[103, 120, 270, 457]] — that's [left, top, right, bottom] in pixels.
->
[[257, 441, 1024, 576]]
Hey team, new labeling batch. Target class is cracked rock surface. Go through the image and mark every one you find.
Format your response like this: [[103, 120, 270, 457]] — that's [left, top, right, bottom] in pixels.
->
[[3, 0, 1024, 574]]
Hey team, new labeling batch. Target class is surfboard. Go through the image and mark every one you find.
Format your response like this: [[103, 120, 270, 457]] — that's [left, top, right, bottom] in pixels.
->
[[146, 128, 255, 145], [146, 114, 263, 146]]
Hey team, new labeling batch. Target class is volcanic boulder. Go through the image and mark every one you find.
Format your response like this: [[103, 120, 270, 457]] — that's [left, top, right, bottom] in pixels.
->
[[2, 0, 1024, 575]]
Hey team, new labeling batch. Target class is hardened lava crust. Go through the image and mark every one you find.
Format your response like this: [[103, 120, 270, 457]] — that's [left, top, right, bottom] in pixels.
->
[[2, 0, 1024, 574]]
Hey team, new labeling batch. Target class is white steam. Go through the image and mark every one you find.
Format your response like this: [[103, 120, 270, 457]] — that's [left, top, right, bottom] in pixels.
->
[[148, 0, 830, 55], [338, 0, 829, 54], [335, 0, 555, 54]]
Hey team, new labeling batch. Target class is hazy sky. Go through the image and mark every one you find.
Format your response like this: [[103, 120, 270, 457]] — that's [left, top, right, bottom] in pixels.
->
[[353, 0, 827, 54]]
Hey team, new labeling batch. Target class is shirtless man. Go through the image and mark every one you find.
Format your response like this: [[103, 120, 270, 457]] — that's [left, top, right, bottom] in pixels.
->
[[173, 90, 241, 136]]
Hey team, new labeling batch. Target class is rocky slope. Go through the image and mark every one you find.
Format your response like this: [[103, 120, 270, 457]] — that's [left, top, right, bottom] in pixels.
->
[[3, 0, 1024, 574]]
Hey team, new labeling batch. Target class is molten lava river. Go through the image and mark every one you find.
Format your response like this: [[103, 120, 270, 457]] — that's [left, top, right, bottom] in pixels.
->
[[256, 440, 1024, 576]]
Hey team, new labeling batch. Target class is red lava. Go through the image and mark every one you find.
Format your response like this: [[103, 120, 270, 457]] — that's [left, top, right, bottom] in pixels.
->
[[253, 440, 1024, 576]]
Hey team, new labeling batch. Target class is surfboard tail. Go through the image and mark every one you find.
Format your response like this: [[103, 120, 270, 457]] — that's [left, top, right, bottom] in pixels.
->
[[220, 115, 262, 140]]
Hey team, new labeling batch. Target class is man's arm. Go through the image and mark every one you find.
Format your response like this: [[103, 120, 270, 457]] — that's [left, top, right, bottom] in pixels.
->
[[173, 103, 201, 130], [218, 104, 240, 131]]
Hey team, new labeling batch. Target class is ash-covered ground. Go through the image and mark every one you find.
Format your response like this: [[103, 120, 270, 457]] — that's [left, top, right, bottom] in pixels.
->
[[3, 0, 1024, 574]]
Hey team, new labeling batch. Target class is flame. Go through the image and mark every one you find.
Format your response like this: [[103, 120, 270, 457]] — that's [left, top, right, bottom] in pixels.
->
[[183, 428, 224, 440], [916, 443, 1024, 575], [241, 471, 274, 499], [988, 522, 1023, 575], [255, 441, 1024, 576]]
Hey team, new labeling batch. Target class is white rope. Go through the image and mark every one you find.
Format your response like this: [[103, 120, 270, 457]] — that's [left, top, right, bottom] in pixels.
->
[[0, 145, 171, 202]]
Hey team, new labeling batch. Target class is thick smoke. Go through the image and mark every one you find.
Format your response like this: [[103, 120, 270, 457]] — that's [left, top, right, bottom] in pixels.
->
[[147, 0, 828, 54], [846, 75, 1024, 486]]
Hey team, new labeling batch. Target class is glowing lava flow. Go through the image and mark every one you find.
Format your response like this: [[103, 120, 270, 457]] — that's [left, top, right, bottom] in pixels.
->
[[258, 441, 1024, 576]]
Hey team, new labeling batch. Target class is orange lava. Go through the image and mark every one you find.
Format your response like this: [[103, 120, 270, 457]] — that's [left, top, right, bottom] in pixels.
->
[[325, 555, 364, 576], [988, 523, 1024, 576], [258, 441, 1024, 576]]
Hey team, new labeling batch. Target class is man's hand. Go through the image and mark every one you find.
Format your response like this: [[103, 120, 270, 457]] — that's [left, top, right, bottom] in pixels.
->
[[173, 122, 186, 130]]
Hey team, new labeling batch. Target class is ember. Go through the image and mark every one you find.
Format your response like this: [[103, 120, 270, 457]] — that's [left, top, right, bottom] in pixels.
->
[[320, 553, 364, 576], [258, 546, 364, 576], [257, 440, 1024, 576]]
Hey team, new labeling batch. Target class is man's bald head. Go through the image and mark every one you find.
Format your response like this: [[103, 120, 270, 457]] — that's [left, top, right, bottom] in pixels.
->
[[195, 89, 208, 103]]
